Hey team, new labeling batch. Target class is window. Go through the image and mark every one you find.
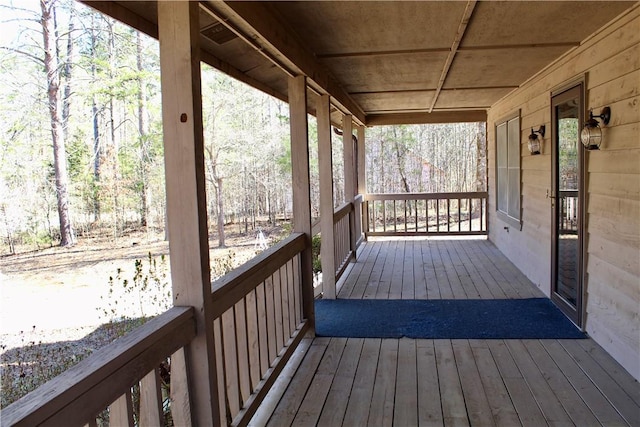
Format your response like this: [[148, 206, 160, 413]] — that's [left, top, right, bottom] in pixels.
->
[[495, 111, 521, 228]]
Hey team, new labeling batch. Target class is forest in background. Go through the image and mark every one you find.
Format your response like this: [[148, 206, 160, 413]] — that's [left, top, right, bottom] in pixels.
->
[[0, 0, 486, 255]]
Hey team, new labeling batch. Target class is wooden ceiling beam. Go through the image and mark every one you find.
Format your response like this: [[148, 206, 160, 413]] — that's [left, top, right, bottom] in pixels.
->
[[81, 1, 158, 38], [429, 0, 477, 113], [201, 1, 366, 125], [366, 110, 487, 126]]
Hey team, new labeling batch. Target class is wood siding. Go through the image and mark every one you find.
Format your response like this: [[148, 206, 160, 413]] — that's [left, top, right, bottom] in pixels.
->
[[487, 5, 640, 380]]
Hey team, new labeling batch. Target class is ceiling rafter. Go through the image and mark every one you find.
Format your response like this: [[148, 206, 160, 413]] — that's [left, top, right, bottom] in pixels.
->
[[429, 0, 477, 113], [201, 1, 366, 125]]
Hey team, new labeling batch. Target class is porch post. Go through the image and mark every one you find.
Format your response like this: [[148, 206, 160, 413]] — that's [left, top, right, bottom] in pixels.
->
[[317, 95, 336, 299], [343, 115, 355, 202], [289, 75, 315, 331], [158, 2, 219, 425], [342, 115, 357, 255], [356, 124, 366, 241]]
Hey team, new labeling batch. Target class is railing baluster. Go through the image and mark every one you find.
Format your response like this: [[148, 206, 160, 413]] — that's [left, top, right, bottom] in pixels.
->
[[109, 390, 134, 427], [281, 264, 291, 340], [447, 199, 451, 232], [393, 200, 397, 232], [404, 200, 408, 232], [221, 308, 240, 417], [171, 347, 193, 427], [436, 199, 440, 231], [265, 276, 277, 363], [140, 368, 163, 427], [245, 289, 261, 390], [458, 198, 462, 232], [383, 201, 387, 232], [292, 254, 302, 325], [235, 300, 251, 404], [256, 282, 269, 377], [273, 268, 284, 351], [287, 259, 296, 333]]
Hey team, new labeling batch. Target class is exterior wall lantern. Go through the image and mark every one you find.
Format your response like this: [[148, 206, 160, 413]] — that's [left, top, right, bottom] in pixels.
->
[[527, 125, 545, 155], [580, 106, 611, 150]]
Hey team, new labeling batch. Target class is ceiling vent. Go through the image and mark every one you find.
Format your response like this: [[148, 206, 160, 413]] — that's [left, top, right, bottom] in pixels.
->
[[201, 22, 237, 45]]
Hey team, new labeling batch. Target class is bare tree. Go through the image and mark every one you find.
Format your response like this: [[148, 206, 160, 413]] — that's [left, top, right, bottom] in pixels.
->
[[41, 0, 74, 246]]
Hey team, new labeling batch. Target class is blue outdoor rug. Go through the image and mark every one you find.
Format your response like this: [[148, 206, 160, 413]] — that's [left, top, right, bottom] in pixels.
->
[[315, 298, 586, 339]]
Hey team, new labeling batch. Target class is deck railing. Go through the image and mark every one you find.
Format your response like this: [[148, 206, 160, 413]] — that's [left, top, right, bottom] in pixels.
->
[[1, 306, 197, 426], [210, 232, 309, 426], [364, 192, 488, 236]]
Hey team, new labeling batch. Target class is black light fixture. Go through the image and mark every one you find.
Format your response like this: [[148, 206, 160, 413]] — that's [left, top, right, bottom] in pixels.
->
[[581, 107, 611, 150], [527, 125, 545, 155]]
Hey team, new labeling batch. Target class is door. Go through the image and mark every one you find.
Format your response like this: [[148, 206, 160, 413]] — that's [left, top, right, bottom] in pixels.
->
[[551, 84, 584, 327]]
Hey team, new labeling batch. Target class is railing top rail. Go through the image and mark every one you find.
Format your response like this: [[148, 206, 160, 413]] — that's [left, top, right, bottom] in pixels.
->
[[333, 201, 354, 223], [365, 191, 488, 201], [2, 306, 196, 427], [211, 232, 306, 318], [354, 194, 364, 203]]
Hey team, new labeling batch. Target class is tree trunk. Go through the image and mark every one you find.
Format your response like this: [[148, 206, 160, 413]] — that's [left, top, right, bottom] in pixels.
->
[[216, 177, 225, 247], [90, 15, 101, 222], [41, 0, 74, 247], [137, 32, 149, 227]]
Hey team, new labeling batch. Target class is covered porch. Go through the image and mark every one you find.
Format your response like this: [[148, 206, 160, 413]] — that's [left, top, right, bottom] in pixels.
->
[[2, 1, 639, 426], [257, 238, 639, 426]]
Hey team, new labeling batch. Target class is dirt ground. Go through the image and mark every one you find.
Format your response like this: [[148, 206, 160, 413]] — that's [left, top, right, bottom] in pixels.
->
[[0, 225, 286, 343]]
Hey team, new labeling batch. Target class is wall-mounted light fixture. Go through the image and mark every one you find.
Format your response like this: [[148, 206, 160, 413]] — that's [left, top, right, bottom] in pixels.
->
[[580, 107, 611, 150], [527, 125, 545, 155]]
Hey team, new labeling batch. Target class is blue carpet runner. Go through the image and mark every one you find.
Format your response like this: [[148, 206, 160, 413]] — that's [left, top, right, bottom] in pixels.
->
[[315, 298, 586, 339]]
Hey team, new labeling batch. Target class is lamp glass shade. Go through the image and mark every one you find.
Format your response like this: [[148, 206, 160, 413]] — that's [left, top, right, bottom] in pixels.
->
[[528, 135, 541, 154], [580, 124, 602, 149]]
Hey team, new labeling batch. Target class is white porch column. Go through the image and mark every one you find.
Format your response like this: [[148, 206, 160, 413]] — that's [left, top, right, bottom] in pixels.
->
[[158, 2, 219, 425], [289, 75, 315, 330], [317, 95, 336, 298]]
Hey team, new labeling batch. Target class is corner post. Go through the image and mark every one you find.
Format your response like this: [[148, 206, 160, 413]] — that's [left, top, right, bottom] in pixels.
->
[[342, 115, 356, 255], [158, 2, 219, 425], [289, 75, 314, 331], [317, 95, 336, 298], [356, 125, 369, 242]]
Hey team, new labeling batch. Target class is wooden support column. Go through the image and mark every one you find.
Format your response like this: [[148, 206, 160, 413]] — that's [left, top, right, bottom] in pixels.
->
[[289, 75, 314, 331], [317, 95, 336, 299], [356, 124, 366, 241], [158, 3, 218, 425], [342, 115, 357, 255], [342, 115, 355, 202]]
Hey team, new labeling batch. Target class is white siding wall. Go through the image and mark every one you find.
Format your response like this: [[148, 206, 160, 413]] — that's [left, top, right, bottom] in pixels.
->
[[487, 5, 640, 379]]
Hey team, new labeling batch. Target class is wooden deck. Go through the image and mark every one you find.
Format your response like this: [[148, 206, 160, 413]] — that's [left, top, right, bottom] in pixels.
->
[[251, 238, 640, 427]]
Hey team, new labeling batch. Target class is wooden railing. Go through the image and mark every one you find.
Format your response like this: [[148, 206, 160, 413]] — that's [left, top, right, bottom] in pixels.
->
[[333, 201, 355, 282], [210, 232, 309, 426], [364, 192, 488, 236], [1, 307, 196, 426]]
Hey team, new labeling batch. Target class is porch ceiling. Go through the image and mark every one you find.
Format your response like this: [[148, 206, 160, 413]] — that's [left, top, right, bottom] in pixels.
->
[[83, 0, 635, 125]]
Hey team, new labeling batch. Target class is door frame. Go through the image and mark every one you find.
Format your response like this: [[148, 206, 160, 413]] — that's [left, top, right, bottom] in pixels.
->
[[550, 81, 586, 328]]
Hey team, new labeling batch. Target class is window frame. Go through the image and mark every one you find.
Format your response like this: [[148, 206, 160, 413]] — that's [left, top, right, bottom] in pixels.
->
[[494, 110, 522, 230]]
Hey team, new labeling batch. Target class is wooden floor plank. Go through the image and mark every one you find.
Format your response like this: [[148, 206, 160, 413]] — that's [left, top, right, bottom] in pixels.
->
[[575, 339, 640, 406], [401, 241, 416, 299], [540, 340, 629, 426], [433, 241, 455, 299], [452, 340, 496, 426], [438, 241, 467, 299], [317, 338, 365, 426], [394, 338, 419, 426], [292, 338, 348, 426], [376, 241, 397, 299], [505, 340, 573, 426], [346, 239, 377, 299], [388, 240, 405, 299], [414, 339, 443, 427], [414, 240, 429, 299], [367, 339, 398, 427], [266, 339, 329, 427], [343, 339, 382, 426], [434, 339, 469, 427], [471, 345, 521, 427], [359, 241, 384, 299], [421, 240, 442, 299], [559, 339, 640, 426], [523, 339, 601, 426]]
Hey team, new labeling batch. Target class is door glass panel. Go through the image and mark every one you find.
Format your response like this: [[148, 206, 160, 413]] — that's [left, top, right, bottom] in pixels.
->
[[555, 100, 579, 305]]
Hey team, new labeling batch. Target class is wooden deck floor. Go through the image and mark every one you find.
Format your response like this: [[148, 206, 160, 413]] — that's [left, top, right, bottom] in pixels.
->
[[251, 238, 640, 427]]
